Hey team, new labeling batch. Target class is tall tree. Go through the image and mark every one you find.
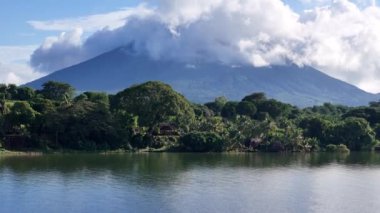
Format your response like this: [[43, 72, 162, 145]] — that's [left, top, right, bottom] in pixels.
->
[[205, 96, 228, 115], [333, 117, 375, 151], [236, 101, 257, 118], [15, 87, 35, 101], [5, 102, 36, 134], [111, 81, 195, 127], [39, 81, 75, 102], [242, 92, 267, 103], [221, 102, 238, 119]]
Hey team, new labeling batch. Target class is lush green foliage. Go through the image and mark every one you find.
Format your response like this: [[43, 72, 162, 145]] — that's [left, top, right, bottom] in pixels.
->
[[111, 81, 195, 127], [325, 144, 350, 153], [39, 81, 75, 102], [34, 100, 123, 150], [179, 132, 225, 152], [0, 81, 380, 152], [236, 101, 257, 118]]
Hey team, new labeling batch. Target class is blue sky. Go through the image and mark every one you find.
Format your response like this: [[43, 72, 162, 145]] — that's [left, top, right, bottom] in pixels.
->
[[1, 0, 380, 93], [0, 0, 141, 45]]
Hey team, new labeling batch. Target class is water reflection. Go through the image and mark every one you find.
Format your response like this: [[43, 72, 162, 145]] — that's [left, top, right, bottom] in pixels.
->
[[1, 153, 380, 213], [2, 152, 380, 173]]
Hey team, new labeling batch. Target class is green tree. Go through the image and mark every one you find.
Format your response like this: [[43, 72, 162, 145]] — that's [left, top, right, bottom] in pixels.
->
[[15, 87, 35, 101], [83, 92, 109, 106], [236, 101, 257, 118], [343, 107, 380, 126], [375, 124, 380, 140], [221, 102, 238, 119], [191, 117, 229, 138], [0, 84, 7, 100], [30, 98, 56, 113], [0, 84, 18, 100], [130, 134, 153, 149], [205, 96, 228, 115], [193, 104, 214, 118], [111, 81, 195, 127], [5, 102, 36, 134], [369, 101, 380, 108], [39, 81, 75, 102], [242, 92, 267, 103], [37, 100, 122, 150], [304, 103, 349, 116], [333, 117, 375, 151], [179, 132, 225, 152], [0, 113, 5, 139], [75, 92, 109, 108], [6, 84, 18, 100], [256, 99, 291, 119], [299, 116, 334, 146]]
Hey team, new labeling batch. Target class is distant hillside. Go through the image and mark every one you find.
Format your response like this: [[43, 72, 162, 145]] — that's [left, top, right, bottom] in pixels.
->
[[26, 47, 379, 107]]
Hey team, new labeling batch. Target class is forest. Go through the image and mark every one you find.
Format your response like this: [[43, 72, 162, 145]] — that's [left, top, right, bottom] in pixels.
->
[[0, 81, 380, 152]]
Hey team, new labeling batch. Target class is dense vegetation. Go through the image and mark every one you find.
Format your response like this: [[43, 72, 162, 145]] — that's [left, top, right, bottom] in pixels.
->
[[0, 81, 379, 152]]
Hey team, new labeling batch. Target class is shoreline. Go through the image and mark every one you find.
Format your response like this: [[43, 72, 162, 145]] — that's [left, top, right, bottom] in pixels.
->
[[0, 149, 44, 156], [0, 148, 360, 156]]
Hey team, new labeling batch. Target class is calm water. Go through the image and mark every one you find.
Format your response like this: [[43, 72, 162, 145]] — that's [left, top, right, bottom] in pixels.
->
[[1, 153, 380, 213]]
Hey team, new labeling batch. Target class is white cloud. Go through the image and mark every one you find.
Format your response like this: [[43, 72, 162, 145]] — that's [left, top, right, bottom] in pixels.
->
[[0, 63, 43, 85], [31, 0, 303, 72], [0, 45, 37, 64], [0, 45, 43, 85], [29, 0, 380, 93], [300, 1, 380, 92], [30, 29, 86, 72], [28, 4, 154, 32]]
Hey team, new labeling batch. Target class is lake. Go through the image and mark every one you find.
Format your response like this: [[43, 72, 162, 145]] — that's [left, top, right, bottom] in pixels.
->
[[1, 153, 380, 213]]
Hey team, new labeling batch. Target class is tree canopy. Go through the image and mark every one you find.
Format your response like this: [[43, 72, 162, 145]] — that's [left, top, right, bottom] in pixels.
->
[[111, 81, 195, 127], [39, 81, 75, 102], [0, 81, 380, 153]]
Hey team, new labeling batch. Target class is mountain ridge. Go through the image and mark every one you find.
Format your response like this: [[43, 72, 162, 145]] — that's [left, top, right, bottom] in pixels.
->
[[25, 47, 380, 107]]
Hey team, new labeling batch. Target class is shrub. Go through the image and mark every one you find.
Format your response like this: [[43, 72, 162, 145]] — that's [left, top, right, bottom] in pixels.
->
[[337, 144, 350, 153], [179, 132, 225, 152], [150, 136, 166, 149], [130, 134, 152, 149], [325, 144, 337, 152], [325, 144, 350, 153]]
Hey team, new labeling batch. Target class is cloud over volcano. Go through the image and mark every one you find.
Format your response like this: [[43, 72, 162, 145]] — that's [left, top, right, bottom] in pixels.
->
[[30, 0, 380, 93]]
